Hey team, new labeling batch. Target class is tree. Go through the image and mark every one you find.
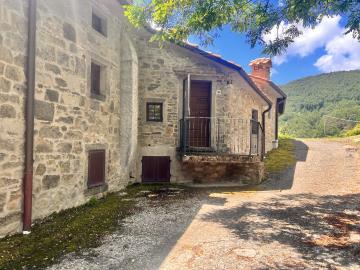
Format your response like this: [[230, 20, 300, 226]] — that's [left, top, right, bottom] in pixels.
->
[[124, 0, 360, 55]]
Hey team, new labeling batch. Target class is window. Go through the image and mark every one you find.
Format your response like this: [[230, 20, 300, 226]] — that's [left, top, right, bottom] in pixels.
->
[[91, 62, 101, 95], [251, 109, 259, 135], [88, 150, 105, 188], [146, 103, 163, 122], [92, 12, 107, 36]]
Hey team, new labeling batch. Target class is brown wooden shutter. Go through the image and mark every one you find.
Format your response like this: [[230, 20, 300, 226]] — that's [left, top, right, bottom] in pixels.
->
[[88, 150, 105, 187], [91, 63, 101, 95], [252, 109, 259, 135], [142, 156, 171, 183]]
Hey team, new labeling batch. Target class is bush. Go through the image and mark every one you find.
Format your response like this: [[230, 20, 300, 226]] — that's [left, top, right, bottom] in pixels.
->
[[343, 124, 360, 137]]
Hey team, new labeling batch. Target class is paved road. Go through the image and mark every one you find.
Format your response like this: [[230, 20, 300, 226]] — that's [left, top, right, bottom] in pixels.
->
[[49, 139, 360, 270]]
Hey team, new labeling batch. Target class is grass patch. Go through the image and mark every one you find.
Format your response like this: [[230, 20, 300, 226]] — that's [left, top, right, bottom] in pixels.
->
[[0, 183, 182, 270], [265, 137, 296, 174]]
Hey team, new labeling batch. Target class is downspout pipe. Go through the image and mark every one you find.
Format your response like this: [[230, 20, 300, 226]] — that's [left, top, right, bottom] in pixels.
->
[[23, 0, 37, 233]]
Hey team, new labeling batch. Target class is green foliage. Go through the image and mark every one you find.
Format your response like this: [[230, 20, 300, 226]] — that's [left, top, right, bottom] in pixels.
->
[[265, 137, 296, 174], [280, 70, 360, 138], [343, 123, 360, 137], [87, 196, 99, 206], [124, 0, 360, 56]]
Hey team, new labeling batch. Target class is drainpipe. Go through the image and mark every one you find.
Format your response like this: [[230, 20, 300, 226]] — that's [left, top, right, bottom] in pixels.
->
[[23, 0, 37, 233], [261, 104, 272, 160]]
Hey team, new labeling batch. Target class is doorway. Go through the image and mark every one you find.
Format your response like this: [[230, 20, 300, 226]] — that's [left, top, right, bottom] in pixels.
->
[[188, 81, 211, 148]]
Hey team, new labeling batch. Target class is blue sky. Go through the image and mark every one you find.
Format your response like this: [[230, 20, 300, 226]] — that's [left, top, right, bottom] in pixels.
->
[[189, 16, 360, 85]]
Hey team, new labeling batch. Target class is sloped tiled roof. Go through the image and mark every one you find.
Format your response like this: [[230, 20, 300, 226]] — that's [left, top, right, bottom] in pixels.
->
[[181, 42, 272, 107], [249, 75, 287, 99]]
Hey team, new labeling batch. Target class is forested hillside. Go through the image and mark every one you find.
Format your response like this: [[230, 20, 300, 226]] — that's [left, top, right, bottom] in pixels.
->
[[279, 70, 360, 138]]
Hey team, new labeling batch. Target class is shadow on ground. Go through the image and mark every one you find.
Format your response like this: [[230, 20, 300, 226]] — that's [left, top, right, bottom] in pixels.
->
[[201, 192, 360, 269]]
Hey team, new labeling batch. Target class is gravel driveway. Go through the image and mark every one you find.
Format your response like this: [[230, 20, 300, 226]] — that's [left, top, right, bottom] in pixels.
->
[[48, 139, 360, 270]]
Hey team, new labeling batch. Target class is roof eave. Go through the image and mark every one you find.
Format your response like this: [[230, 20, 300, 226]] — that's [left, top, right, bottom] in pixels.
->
[[181, 44, 273, 107]]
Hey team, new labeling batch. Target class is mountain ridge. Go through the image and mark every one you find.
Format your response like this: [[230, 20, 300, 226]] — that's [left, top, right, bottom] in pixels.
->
[[279, 70, 360, 138]]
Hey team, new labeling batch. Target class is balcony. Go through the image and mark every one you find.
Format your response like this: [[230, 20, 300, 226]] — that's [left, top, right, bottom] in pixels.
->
[[178, 117, 263, 157]]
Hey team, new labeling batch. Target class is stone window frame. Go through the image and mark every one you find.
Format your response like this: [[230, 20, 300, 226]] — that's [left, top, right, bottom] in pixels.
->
[[88, 55, 109, 102], [143, 98, 166, 125], [146, 102, 163, 122], [91, 8, 108, 37], [84, 144, 109, 196]]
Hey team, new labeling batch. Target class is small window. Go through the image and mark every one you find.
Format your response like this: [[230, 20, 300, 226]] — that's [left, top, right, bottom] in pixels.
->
[[251, 109, 259, 135], [91, 62, 101, 95], [88, 150, 105, 188], [91, 61, 107, 100], [146, 103, 163, 122], [92, 12, 107, 36]]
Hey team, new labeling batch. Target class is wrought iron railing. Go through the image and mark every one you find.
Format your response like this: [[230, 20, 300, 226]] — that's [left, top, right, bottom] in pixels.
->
[[179, 117, 263, 156]]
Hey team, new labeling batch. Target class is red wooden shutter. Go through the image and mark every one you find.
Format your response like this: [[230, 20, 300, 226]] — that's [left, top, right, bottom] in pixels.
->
[[88, 150, 105, 187]]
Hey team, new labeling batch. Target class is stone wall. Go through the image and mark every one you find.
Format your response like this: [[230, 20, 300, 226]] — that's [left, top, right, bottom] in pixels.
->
[[0, 0, 28, 236], [250, 76, 283, 152], [32, 0, 136, 220], [128, 29, 269, 182], [0, 0, 279, 237], [0, 0, 138, 237], [182, 155, 265, 184]]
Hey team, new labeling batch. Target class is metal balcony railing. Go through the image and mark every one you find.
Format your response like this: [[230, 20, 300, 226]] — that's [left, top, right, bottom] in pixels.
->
[[179, 117, 263, 156]]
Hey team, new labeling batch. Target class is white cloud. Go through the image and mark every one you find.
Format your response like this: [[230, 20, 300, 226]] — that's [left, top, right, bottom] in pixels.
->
[[264, 16, 360, 73], [314, 34, 360, 72], [264, 16, 343, 65]]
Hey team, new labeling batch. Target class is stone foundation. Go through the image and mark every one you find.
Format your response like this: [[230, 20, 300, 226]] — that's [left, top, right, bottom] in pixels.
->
[[181, 155, 265, 185]]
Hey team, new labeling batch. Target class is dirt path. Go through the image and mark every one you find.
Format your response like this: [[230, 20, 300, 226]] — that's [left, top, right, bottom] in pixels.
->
[[48, 139, 360, 270]]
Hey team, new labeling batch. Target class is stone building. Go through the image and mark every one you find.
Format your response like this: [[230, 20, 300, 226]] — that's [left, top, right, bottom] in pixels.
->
[[0, 0, 286, 237]]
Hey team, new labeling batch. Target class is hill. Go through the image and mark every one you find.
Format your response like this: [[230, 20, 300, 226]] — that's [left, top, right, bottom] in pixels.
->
[[279, 70, 360, 138]]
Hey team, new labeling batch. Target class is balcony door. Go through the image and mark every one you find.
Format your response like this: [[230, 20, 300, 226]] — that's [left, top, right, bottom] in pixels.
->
[[188, 81, 211, 147]]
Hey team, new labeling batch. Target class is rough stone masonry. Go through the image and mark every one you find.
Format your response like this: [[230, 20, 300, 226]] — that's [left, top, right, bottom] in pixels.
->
[[0, 0, 284, 237]]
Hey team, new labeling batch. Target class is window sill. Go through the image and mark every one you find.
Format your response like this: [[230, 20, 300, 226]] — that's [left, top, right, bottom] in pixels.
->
[[146, 120, 163, 123], [93, 31, 107, 39], [84, 183, 108, 197], [91, 93, 106, 101]]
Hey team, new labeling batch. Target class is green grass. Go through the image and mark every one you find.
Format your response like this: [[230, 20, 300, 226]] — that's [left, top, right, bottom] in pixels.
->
[[265, 137, 296, 174], [0, 183, 182, 270]]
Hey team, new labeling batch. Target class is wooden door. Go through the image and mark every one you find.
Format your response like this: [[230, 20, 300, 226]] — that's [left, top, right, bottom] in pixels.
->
[[142, 156, 171, 183], [88, 150, 105, 187], [188, 81, 211, 147]]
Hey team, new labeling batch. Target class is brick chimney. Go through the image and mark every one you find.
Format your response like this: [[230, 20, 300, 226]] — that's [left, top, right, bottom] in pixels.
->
[[249, 58, 272, 80]]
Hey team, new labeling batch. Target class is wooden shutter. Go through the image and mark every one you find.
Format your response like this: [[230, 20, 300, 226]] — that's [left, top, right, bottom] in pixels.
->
[[142, 156, 171, 183], [88, 150, 105, 187], [91, 63, 101, 95]]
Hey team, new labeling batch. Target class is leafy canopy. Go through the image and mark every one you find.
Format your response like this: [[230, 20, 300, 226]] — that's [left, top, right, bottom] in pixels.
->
[[124, 0, 360, 55]]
